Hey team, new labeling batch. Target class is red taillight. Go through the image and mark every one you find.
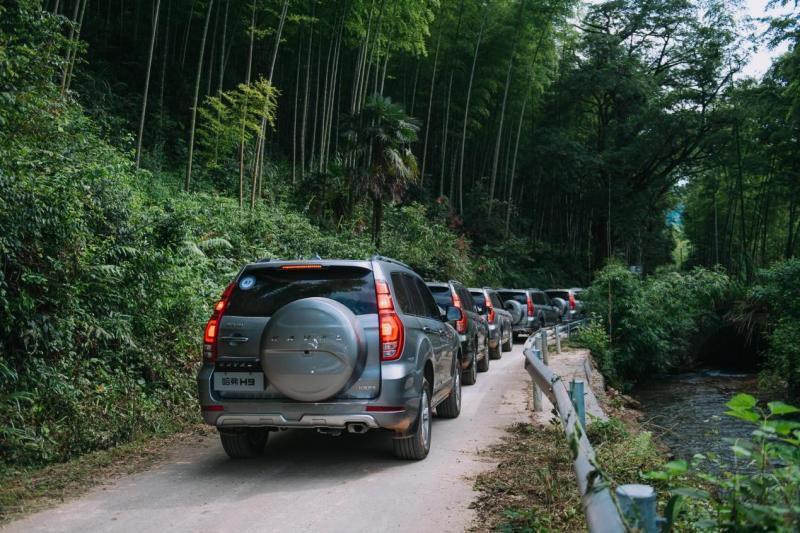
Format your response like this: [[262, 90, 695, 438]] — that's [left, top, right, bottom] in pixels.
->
[[201, 405, 224, 412], [527, 295, 534, 317], [452, 292, 467, 334], [484, 293, 495, 324], [376, 279, 404, 361], [569, 293, 576, 310], [203, 282, 235, 363]]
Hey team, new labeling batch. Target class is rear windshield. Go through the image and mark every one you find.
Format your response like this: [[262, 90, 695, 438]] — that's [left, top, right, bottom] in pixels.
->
[[428, 285, 453, 308], [470, 291, 486, 313], [547, 290, 570, 300], [498, 291, 528, 305], [226, 266, 377, 316]]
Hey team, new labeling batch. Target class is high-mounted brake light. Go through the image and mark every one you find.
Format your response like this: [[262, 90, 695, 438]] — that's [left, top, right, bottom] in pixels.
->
[[280, 264, 323, 270], [451, 291, 468, 334], [203, 282, 235, 363], [569, 292, 576, 311], [375, 279, 404, 361], [527, 295, 535, 317], [484, 293, 495, 324]]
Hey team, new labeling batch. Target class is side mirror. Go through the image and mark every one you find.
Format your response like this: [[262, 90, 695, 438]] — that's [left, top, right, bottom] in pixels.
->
[[446, 306, 462, 323]]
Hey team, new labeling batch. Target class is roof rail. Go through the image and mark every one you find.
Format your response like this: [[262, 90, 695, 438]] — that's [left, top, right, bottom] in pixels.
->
[[370, 254, 412, 270], [257, 258, 273, 263]]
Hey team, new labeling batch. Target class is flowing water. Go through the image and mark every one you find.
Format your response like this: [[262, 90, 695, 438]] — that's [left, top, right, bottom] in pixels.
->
[[635, 370, 759, 461]]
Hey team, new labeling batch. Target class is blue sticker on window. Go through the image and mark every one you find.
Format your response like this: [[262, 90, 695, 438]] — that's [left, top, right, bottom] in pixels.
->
[[239, 275, 256, 291]]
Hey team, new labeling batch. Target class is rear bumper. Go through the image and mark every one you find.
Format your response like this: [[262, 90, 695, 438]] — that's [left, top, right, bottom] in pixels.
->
[[487, 325, 499, 347], [512, 318, 536, 335], [197, 362, 419, 433]]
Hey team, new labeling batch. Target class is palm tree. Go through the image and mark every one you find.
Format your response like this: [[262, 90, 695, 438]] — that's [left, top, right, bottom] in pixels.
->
[[343, 95, 420, 247]]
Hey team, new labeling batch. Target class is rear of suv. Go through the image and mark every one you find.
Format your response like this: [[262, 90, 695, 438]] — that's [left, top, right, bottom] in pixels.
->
[[426, 280, 489, 385], [497, 289, 538, 341], [469, 287, 513, 359], [198, 256, 463, 461]]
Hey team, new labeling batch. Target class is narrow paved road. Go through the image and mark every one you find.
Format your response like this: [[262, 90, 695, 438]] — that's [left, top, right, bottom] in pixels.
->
[[6, 346, 531, 533]]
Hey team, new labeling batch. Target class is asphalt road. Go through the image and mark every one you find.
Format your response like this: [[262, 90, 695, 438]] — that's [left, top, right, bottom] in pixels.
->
[[5, 345, 531, 533]]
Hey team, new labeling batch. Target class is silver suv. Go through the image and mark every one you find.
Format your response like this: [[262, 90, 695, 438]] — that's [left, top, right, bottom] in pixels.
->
[[197, 256, 463, 460]]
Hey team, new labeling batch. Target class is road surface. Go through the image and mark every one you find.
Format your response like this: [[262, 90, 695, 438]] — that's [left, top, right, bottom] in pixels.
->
[[5, 345, 531, 533]]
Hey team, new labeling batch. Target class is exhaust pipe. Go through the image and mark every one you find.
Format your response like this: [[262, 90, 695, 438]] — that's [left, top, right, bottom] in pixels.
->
[[347, 423, 369, 434]]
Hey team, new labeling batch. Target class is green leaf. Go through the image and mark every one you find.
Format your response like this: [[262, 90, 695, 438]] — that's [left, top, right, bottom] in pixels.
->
[[671, 487, 710, 500], [725, 409, 759, 422], [664, 460, 688, 475], [731, 445, 751, 458], [768, 401, 800, 416], [726, 393, 757, 410]]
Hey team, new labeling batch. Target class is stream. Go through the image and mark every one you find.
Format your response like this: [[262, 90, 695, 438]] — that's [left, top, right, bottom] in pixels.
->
[[634, 370, 759, 462]]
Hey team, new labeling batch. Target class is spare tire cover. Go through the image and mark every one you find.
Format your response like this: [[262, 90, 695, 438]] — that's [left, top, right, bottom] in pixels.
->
[[506, 300, 524, 324], [261, 297, 366, 402]]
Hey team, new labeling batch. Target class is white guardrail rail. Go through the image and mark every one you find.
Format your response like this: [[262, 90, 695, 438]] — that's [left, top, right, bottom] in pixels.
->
[[523, 320, 659, 533]]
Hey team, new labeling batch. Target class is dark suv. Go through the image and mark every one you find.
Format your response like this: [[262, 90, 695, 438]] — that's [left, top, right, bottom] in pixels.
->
[[497, 289, 540, 341], [426, 281, 489, 385], [469, 287, 513, 359], [198, 256, 463, 461]]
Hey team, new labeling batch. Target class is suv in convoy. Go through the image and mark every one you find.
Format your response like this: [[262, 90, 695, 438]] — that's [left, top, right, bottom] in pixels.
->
[[497, 288, 560, 340], [497, 289, 537, 340], [198, 256, 463, 461], [545, 288, 583, 321], [530, 289, 561, 327], [426, 281, 489, 385], [469, 287, 513, 359]]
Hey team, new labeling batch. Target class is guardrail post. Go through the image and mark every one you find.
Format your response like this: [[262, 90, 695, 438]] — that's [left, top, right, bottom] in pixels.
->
[[555, 325, 562, 354], [616, 484, 658, 533], [569, 379, 586, 429], [540, 329, 549, 364], [532, 344, 543, 412]]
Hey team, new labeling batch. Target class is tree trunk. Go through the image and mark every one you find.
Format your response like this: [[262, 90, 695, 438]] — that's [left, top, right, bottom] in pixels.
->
[[420, 33, 441, 189], [158, 0, 171, 133], [218, 0, 229, 93], [458, 17, 486, 216], [62, 0, 88, 94], [180, 0, 197, 69], [440, 73, 453, 198], [184, 0, 214, 192], [135, 0, 162, 169], [488, 43, 517, 215], [505, 96, 527, 237]]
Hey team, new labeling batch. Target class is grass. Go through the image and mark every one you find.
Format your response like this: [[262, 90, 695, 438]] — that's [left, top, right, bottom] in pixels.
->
[[472, 417, 663, 532], [0, 424, 214, 524]]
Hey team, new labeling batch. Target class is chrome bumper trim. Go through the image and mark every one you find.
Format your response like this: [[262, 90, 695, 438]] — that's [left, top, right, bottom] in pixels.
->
[[215, 413, 380, 429]]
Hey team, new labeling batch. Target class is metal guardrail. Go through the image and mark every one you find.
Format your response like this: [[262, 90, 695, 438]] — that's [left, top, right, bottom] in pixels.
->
[[524, 321, 659, 533]]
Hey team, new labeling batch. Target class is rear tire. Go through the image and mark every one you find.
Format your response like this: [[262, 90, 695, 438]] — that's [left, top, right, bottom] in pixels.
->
[[489, 342, 501, 360], [437, 368, 461, 419], [462, 354, 477, 385], [477, 346, 490, 372], [393, 378, 432, 460], [501, 333, 512, 353], [219, 428, 268, 459]]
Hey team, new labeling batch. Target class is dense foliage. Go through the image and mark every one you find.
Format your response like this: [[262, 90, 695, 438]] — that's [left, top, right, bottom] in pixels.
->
[[576, 262, 732, 389]]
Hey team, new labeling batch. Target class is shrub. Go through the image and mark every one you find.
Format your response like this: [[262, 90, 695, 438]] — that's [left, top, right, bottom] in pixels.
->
[[750, 259, 800, 399], [580, 261, 731, 388]]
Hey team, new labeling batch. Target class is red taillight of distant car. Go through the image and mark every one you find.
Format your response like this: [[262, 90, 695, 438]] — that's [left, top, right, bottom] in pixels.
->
[[451, 292, 468, 334]]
